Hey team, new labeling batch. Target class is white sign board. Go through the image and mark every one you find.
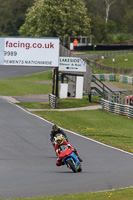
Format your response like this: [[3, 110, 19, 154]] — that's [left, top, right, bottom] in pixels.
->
[[0, 37, 59, 67], [59, 57, 86, 72]]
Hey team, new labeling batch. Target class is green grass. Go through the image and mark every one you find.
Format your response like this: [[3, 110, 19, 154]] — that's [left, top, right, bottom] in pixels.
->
[[0, 71, 52, 96], [33, 109, 133, 153], [0, 79, 52, 95], [1, 188, 133, 200], [17, 96, 100, 109], [17, 102, 51, 109], [84, 59, 109, 74], [15, 70, 53, 81], [99, 53, 133, 69], [55, 96, 99, 108], [90, 65, 109, 74], [74, 50, 124, 55]]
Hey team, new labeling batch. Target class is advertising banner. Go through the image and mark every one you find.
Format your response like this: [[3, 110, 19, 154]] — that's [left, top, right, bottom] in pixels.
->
[[59, 57, 86, 72], [0, 37, 59, 67]]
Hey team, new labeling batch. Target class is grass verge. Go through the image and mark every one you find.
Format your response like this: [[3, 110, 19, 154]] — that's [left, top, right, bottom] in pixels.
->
[[99, 53, 133, 69], [0, 71, 52, 96], [2, 188, 133, 200], [17, 96, 100, 109], [32, 109, 133, 153]]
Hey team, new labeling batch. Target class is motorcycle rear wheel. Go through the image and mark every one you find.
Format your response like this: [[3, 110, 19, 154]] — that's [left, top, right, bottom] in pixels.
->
[[67, 160, 77, 173]]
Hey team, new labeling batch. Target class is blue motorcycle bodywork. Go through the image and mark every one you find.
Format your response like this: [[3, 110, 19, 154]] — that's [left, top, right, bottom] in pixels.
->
[[59, 145, 82, 172], [62, 152, 80, 170]]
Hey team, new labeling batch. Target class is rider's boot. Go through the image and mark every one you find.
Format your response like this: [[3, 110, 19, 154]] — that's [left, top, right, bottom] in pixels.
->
[[72, 148, 83, 162]]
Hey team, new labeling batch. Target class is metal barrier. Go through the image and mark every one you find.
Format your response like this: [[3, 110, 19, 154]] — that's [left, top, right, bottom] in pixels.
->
[[49, 94, 57, 108], [92, 74, 116, 82], [120, 75, 133, 85], [101, 98, 133, 118]]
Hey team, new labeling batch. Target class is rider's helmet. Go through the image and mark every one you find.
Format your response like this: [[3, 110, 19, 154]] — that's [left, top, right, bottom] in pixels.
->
[[56, 135, 63, 145], [52, 124, 58, 132]]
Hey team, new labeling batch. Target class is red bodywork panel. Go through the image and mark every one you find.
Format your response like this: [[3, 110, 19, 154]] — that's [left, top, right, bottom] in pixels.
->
[[58, 146, 72, 159]]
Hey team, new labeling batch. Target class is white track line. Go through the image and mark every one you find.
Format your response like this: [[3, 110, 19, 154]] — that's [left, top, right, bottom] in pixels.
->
[[1, 96, 133, 157]]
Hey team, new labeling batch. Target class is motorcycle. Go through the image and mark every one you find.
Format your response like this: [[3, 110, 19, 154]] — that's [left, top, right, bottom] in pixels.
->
[[58, 145, 82, 173]]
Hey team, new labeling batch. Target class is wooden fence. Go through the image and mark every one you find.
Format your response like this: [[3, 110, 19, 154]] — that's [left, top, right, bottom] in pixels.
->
[[87, 50, 133, 75]]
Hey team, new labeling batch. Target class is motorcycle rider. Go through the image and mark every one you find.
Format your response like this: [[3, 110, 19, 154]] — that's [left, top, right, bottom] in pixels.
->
[[55, 135, 83, 166], [50, 124, 68, 144]]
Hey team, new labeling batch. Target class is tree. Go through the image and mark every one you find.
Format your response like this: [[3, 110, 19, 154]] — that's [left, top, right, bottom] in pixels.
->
[[123, 9, 133, 33], [0, 0, 34, 36], [105, 0, 117, 23], [84, 0, 117, 23], [19, 0, 91, 37]]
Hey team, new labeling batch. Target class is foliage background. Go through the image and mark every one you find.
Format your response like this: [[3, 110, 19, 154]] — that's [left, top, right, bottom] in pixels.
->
[[19, 0, 91, 37], [0, 0, 133, 43]]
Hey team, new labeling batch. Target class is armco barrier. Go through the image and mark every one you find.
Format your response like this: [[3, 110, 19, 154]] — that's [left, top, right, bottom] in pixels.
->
[[49, 93, 57, 108], [120, 75, 133, 85], [92, 74, 116, 81], [101, 98, 133, 118]]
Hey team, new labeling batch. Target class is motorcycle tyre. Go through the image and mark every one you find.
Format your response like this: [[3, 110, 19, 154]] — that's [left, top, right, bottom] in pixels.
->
[[67, 160, 77, 173], [77, 164, 82, 172]]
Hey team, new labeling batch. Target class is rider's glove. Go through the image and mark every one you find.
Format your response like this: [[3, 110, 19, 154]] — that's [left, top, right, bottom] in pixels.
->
[[56, 149, 60, 154], [56, 149, 59, 154], [67, 144, 71, 149]]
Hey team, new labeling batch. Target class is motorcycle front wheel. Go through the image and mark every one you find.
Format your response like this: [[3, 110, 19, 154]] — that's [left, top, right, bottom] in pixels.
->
[[77, 164, 82, 172], [67, 160, 77, 173]]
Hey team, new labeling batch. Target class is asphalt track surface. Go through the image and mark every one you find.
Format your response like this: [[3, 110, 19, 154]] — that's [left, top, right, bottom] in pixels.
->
[[0, 65, 52, 78], [0, 65, 133, 199], [0, 97, 133, 199]]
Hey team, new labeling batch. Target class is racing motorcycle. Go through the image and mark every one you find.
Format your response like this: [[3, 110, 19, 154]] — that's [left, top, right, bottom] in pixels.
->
[[58, 145, 82, 173]]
